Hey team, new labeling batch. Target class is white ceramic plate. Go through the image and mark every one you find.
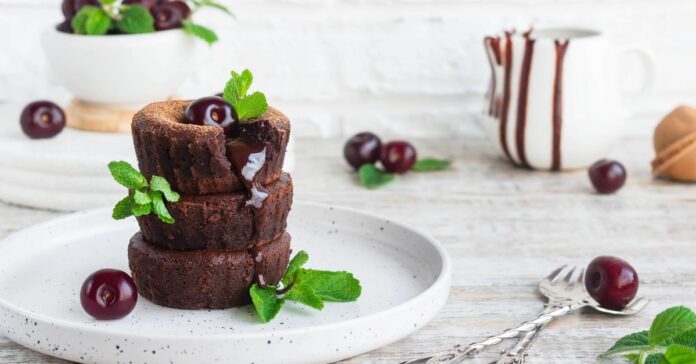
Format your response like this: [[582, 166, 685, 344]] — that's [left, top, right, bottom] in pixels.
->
[[0, 202, 451, 364]]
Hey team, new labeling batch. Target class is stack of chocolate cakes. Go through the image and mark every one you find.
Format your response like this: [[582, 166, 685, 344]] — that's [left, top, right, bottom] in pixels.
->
[[126, 100, 293, 309]]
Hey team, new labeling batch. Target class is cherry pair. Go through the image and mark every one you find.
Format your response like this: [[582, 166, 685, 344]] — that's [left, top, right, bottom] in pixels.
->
[[344, 132, 417, 174]]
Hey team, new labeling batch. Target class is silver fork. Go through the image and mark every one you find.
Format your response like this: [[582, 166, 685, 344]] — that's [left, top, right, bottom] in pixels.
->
[[402, 265, 650, 364], [493, 265, 583, 364]]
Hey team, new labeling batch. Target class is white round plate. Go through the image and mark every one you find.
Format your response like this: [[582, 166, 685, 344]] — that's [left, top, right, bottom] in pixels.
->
[[0, 202, 451, 364]]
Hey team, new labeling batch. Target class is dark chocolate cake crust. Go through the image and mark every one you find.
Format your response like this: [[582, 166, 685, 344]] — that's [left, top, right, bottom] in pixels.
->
[[136, 173, 293, 251], [132, 100, 290, 195], [128, 232, 292, 309]]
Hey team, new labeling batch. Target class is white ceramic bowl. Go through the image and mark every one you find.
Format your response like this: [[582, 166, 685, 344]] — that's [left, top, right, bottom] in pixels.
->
[[41, 28, 203, 109]]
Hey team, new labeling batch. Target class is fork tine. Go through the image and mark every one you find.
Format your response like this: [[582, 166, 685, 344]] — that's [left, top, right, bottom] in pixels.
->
[[571, 268, 586, 292], [543, 265, 568, 285], [626, 297, 650, 313], [556, 266, 576, 289]]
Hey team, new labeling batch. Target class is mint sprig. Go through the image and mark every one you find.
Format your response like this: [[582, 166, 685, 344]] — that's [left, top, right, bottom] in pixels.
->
[[108, 161, 180, 224], [359, 164, 395, 189], [249, 250, 361, 323], [182, 21, 217, 45], [223, 69, 269, 122], [601, 306, 696, 364], [412, 158, 451, 172], [72, 6, 112, 35]]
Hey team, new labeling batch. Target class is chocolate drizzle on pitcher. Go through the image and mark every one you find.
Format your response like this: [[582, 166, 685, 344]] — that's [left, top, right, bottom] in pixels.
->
[[515, 31, 535, 168], [227, 137, 269, 286], [551, 39, 570, 171], [499, 31, 515, 164]]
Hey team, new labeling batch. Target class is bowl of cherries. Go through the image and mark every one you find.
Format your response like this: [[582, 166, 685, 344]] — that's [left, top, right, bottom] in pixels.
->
[[42, 0, 231, 109]]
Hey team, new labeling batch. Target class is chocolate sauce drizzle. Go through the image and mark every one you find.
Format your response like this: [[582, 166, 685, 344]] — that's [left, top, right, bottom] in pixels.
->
[[227, 137, 269, 286], [515, 31, 535, 168], [551, 39, 570, 171], [499, 31, 515, 164]]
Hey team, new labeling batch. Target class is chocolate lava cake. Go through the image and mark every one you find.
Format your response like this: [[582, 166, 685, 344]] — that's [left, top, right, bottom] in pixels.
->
[[127, 100, 293, 309]]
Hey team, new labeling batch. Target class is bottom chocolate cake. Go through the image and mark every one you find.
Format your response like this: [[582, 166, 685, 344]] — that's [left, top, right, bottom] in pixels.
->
[[128, 232, 291, 309]]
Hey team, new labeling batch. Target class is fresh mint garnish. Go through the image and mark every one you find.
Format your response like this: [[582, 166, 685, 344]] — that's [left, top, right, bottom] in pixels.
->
[[412, 158, 451, 172], [115, 5, 154, 34], [223, 69, 269, 122], [249, 250, 361, 323], [359, 164, 395, 189], [192, 0, 233, 16], [601, 306, 696, 364], [182, 21, 218, 45], [108, 161, 180, 224], [72, 6, 112, 35]]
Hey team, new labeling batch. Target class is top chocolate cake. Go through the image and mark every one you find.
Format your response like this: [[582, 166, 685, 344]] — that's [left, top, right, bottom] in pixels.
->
[[132, 100, 290, 195]]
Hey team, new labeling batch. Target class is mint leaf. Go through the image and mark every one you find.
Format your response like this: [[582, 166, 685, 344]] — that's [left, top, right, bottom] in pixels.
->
[[112, 195, 135, 220], [648, 354, 666, 364], [250, 284, 284, 323], [661, 345, 696, 364], [285, 283, 324, 310], [108, 161, 148, 190], [671, 330, 696, 350], [71, 6, 96, 35], [182, 21, 218, 45], [236, 91, 268, 121], [151, 191, 175, 224], [222, 69, 268, 122], [412, 158, 451, 172], [651, 307, 696, 345], [282, 250, 309, 286], [294, 269, 361, 302], [83, 6, 112, 35], [116, 5, 154, 34], [600, 331, 651, 357], [99, 0, 117, 4], [150, 175, 180, 203], [200, 0, 233, 15], [359, 164, 395, 189], [132, 202, 152, 217], [133, 190, 151, 205]]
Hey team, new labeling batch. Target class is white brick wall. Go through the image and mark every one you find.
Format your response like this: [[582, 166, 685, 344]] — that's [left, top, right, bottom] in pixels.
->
[[1, 0, 695, 137]]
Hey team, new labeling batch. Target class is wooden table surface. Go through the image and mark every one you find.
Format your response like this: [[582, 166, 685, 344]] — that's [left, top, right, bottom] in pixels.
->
[[1, 136, 693, 364]]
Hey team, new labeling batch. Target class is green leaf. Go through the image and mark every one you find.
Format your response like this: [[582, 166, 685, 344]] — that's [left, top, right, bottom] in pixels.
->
[[132, 202, 152, 217], [84, 7, 112, 35], [294, 269, 361, 302], [600, 331, 651, 357], [200, 0, 234, 16], [412, 158, 451, 172], [651, 307, 696, 345], [660, 345, 696, 364], [151, 191, 175, 224], [359, 164, 395, 189], [223, 69, 268, 122], [150, 175, 180, 203], [647, 354, 666, 364], [112, 195, 135, 220], [133, 190, 151, 205], [108, 161, 148, 190], [249, 284, 284, 323], [282, 250, 309, 286], [671, 329, 696, 350], [236, 91, 268, 121], [116, 5, 155, 34], [70, 6, 96, 35], [99, 0, 117, 4], [285, 283, 324, 310], [182, 21, 218, 45]]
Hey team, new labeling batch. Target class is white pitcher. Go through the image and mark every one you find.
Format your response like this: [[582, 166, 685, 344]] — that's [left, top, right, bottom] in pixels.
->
[[482, 27, 655, 171]]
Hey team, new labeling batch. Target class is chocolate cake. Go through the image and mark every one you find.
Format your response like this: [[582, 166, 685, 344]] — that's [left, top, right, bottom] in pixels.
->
[[132, 100, 290, 195], [137, 173, 293, 250], [127, 98, 294, 310], [129, 232, 292, 309]]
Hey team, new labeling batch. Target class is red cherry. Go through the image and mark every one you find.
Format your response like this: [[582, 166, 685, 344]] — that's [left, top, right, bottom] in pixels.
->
[[184, 96, 239, 137], [589, 159, 626, 194], [81, 269, 138, 320], [585, 256, 639, 311], [344, 132, 382, 170], [380, 141, 417, 174], [19, 101, 66, 139]]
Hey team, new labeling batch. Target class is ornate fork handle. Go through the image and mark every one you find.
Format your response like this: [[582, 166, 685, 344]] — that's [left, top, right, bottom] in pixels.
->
[[402, 301, 588, 364]]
